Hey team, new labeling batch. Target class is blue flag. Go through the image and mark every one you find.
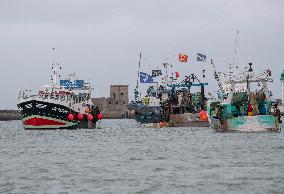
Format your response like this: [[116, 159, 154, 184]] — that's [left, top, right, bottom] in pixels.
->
[[140, 72, 154, 83]]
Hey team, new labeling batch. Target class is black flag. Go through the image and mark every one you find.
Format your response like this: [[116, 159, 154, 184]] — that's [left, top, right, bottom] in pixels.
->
[[197, 53, 206, 62], [152, 70, 162, 77]]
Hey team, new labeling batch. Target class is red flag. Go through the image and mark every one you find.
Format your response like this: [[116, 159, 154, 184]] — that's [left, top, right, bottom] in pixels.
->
[[179, 54, 188, 62], [175, 72, 180, 78]]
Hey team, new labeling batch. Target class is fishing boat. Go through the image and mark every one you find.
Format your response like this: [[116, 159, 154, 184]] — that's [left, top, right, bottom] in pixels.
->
[[128, 54, 209, 127], [128, 85, 164, 125], [208, 63, 281, 132], [17, 63, 103, 129], [128, 54, 167, 126], [161, 73, 209, 127]]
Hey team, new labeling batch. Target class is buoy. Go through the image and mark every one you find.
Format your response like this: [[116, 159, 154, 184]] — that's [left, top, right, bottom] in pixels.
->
[[67, 113, 74, 121], [77, 113, 83, 120], [87, 114, 94, 121], [97, 113, 103, 120], [201, 114, 208, 121], [199, 110, 206, 117]]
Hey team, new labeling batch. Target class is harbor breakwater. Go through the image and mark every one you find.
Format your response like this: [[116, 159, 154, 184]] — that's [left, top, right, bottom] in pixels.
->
[[0, 110, 21, 121]]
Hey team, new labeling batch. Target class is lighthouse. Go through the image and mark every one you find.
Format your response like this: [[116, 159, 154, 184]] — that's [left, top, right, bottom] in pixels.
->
[[281, 70, 284, 105]]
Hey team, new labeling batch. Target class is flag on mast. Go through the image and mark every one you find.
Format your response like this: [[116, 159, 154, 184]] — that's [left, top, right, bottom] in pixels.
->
[[179, 54, 188, 62], [152, 70, 162, 77], [175, 72, 180, 78], [140, 72, 154, 83]]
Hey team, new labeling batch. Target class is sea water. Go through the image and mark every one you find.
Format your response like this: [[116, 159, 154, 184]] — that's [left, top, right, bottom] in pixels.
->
[[0, 119, 284, 194]]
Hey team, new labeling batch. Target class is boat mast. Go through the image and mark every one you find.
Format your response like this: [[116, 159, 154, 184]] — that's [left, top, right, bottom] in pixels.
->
[[229, 29, 239, 82], [135, 53, 142, 101], [233, 29, 239, 70], [163, 62, 171, 86], [51, 48, 61, 88]]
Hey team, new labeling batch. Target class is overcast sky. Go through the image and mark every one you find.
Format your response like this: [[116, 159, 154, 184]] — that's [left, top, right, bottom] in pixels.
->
[[0, 0, 283, 109]]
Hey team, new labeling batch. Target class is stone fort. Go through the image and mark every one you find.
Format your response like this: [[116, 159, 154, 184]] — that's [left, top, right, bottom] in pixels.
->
[[92, 85, 129, 119]]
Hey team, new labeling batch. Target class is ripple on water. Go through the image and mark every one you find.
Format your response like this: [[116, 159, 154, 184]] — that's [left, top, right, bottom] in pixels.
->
[[0, 120, 284, 194]]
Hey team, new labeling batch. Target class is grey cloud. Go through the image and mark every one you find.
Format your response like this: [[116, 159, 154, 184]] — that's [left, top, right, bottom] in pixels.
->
[[0, 0, 283, 108]]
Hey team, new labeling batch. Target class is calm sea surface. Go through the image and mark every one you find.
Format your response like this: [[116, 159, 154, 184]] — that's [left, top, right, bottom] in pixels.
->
[[0, 119, 284, 194]]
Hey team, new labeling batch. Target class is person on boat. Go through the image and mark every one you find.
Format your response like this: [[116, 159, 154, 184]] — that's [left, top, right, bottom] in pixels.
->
[[258, 103, 267, 115], [247, 103, 254, 116], [233, 105, 240, 117], [273, 104, 282, 123], [212, 107, 221, 120], [210, 108, 217, 117], [241, 104, 248, 116]]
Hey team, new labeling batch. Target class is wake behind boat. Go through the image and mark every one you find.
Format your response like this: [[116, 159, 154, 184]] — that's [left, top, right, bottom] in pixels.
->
[[17, 63, 103, 130]]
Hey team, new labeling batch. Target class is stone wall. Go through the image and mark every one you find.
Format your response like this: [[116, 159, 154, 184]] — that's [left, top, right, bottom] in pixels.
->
[[92, 85, 130, 119]]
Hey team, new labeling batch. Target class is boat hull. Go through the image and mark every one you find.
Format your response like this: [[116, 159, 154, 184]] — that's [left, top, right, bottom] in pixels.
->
[[17, 100, 94, 129], [210, 115, 281, 132], [169, 113, 209, 127], [133, 106, 163, 124]]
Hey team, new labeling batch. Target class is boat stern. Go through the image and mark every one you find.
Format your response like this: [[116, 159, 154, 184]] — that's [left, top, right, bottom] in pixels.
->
[[226, 115, 280, 132]]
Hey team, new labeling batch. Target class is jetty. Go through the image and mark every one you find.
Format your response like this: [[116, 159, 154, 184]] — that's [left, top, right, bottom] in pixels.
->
[[0, 110, 21, 121]]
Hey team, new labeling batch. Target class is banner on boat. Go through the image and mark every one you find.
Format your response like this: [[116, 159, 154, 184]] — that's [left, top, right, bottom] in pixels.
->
[[140, 72, 154, 83], [60, 80, 84, 89], [179, 54, 188, 62]]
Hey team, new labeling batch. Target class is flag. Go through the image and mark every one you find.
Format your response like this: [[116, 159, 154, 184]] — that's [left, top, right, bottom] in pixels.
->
[[175, 72, 180, 78], [140, 72, 154, 83], [179, 54, 188, 62], [152, 70, 162, 77], [197, 53, 206, 62]]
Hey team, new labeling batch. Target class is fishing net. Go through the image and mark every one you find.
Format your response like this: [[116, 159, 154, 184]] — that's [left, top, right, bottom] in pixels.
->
[[231, 92, 248, 106], [191, 92, 205, 109]]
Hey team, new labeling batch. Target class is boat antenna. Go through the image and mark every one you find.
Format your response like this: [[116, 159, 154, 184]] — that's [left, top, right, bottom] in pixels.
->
[[162, 62, 170, 86], [51, 48, 61, 87], [233, 29, 239, 69], [135, 53, 142, 101]]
